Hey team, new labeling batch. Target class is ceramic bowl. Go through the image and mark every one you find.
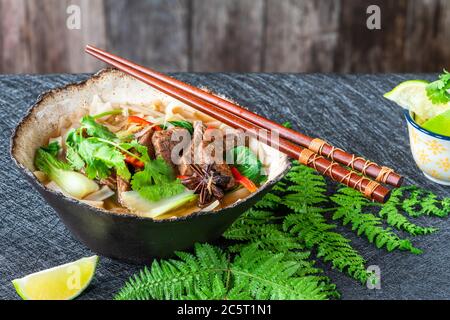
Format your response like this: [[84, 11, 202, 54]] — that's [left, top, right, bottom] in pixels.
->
[[10, 69, 291, 264], [405, 110, 450, 185]]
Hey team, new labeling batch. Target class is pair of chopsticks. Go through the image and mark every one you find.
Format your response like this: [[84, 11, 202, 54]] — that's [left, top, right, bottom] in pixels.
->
[[86, 45, 403, 203]]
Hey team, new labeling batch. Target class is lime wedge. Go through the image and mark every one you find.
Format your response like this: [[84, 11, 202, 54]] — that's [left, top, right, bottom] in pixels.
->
[[384, 80, 450, 124], [422, 109, 450, 137], [12, 256, 98, 300]]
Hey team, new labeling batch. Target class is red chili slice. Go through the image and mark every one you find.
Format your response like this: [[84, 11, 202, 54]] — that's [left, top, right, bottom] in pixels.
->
[[231, 167, 258, 193], [125, 154, 145, 169], [127, 116, 162, 131]]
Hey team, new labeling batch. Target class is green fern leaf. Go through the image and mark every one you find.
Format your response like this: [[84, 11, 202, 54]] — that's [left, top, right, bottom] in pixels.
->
[[284, 205, 368, 283], [379, 188, 438, 235], [331, 188, 422, 254], [115, 244, 336, 300], [399, 187, 449, 218]]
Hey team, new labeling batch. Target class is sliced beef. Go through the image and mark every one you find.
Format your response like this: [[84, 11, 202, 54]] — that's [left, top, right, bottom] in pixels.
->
[[152, 128, 189, 174], [116, 176, 130, 207], [137, 127, 155, 159], [178, 122, 205, 176], [179, 121, 236, 190]]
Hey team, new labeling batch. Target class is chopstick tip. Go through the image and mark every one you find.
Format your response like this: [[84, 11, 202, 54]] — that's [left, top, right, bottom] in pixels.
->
[[85, 44, 96, 52]]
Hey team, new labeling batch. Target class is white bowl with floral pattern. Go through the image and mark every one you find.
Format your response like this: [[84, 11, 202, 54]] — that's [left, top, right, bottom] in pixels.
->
[[405, 111, 450, 185]]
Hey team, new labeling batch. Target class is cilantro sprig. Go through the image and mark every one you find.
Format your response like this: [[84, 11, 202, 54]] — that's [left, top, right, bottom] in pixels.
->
[[66, 115, 132, 180], [426, 70, 450, 104], [131, 157, 185, 202], [66, 114, 185, 202]]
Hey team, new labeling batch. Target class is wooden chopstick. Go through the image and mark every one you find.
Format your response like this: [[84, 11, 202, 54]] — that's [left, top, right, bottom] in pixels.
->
[[85, 46, 391, 203], [86, 45, 402, 188]]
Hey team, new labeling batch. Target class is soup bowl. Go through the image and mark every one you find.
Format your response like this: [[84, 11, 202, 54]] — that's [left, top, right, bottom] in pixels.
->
[[10, 69, 291, 264], [405, 110, 450, 185]]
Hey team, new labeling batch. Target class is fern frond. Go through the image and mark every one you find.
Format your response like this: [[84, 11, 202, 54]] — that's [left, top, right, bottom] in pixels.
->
[[227, 245, 335, 300], [224, 209, 302, 252], [332, 188, 422, 254], [115, 244, 337, 300], [379, 188, 437, 235], [280, 165, 367, 282], [399, 187, 449, 218], [283, 205, 368, 283], [283, 163, 328, 207], [254, 193, 283, 210], [115, 244, 228, 300]]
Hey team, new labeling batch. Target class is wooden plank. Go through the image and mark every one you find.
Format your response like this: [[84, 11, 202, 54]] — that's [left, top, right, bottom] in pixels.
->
[[405, 0, 450, 72], [334, 0, 408, 73], [26, 0, 69, 73], [0, 1, 5, 71], [264, 0, 341, 72], [0, 0, 106, 73], [0, 0, 34, 73], [191, 0, 265, 72], [104, 0, 190, 72], [64, 0, 107, 73], [1, 0, 449, 74]]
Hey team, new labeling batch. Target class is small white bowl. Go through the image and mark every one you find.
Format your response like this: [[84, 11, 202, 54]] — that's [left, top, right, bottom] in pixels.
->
[[405, 111, 450, 185]]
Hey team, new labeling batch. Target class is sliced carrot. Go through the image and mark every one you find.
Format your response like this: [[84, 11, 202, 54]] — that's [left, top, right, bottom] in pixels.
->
[[125, 154, 145, 169], [231, 167, 258, 193], [128, 116, 162, 131], [128, 116, 152, 125]]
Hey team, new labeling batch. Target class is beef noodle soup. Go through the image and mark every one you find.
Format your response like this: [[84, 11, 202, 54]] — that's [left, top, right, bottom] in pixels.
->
[[33, 94, 276, 220]]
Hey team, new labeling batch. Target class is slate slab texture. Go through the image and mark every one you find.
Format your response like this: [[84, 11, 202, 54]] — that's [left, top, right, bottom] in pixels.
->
[[0, 73, 449, 300]]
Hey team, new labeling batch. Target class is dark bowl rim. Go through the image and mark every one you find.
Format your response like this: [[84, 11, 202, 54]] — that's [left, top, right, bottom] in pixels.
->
[[404, 110, 450, 141], [10, 68, 292, 224]]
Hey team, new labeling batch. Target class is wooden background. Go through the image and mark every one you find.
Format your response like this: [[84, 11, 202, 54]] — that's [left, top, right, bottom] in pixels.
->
[[0, 0, 449, 74]]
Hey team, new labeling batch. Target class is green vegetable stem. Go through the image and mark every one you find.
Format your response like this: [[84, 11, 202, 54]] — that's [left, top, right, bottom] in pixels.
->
[[35, 142, 99, 199]]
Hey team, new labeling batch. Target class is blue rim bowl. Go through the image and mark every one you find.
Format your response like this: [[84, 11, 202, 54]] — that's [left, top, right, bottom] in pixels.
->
[[404, 110, 450, 141]]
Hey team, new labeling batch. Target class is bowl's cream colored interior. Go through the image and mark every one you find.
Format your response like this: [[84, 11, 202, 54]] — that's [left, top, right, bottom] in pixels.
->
[[13, 69, 289, 189]]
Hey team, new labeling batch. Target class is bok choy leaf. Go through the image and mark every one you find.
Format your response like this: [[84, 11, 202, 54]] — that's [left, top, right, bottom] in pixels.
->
[[35, 143, 99, 199]]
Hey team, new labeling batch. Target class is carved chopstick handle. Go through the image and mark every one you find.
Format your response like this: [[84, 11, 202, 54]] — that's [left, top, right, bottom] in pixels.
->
[[298, 149, 389, 203], [308, 138, 402, 187]]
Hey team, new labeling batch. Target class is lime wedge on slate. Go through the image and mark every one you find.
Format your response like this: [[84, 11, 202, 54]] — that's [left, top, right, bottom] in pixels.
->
[[12, 256, 98, 300], [422, 109, 450, 137], [384, 80, 450, 125]]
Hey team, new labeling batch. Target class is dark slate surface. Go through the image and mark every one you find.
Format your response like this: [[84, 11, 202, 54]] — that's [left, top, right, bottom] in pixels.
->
[[0, 73, 449, 300]]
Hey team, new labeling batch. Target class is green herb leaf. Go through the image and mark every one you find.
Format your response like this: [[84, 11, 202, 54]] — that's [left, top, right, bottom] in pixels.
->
[[80, 115, 118, 141], [426, 70, 450, 104], [77, 138, 131, 180], [282, 121, 293, 129], [66, 130, 86, 170], [230, 146, 266, 184], [41, 141, 61, 158], [65, 117, 132, 180], [131, 157, 185, 202]]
